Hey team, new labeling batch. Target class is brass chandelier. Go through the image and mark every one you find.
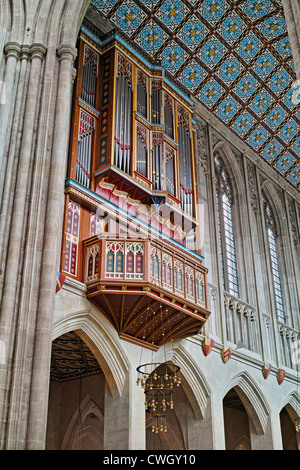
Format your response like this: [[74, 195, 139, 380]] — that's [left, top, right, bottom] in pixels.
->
[[136, 362, 181, 433]]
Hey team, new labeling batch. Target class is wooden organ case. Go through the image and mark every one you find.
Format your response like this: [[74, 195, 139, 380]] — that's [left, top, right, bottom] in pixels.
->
[[62, 29, 210, 350]]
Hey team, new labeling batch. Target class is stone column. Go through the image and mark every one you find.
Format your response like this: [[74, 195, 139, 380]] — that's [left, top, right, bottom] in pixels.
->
[[178, 400, 214, 450], [4, 42, 61, 450], [0, 43, 47, 449], [26, 43, 77, 450], [0, 44, 30, 282], [250, 410, 281, 450], [210, 392, 226, 449], [0, 42, 21, 189], [103, 369, 146, 450]]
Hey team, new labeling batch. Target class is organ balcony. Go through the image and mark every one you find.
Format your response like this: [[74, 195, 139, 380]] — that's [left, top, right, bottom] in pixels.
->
[[83, 235, 210, 350], [62, 32, 211, 351]]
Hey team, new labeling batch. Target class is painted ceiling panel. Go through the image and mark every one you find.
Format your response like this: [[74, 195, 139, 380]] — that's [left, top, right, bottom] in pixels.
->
[[51, 331, 101, 381], [92, 0, 300, 190]]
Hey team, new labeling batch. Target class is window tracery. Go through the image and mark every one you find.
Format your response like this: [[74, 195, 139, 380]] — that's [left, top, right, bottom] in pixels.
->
[[214, 153, 239, 298], [263, 197, 285, 322]]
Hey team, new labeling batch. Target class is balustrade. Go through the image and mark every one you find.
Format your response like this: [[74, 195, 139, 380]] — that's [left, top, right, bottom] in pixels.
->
[[224, 292, 261, 355], [83, 235, 209, 348], [277, 321, 300, 370], [85, 236, 207, 310]]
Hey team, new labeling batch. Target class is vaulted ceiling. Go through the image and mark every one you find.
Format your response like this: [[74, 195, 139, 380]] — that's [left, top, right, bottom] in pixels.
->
[[91, 0, 300, 191]]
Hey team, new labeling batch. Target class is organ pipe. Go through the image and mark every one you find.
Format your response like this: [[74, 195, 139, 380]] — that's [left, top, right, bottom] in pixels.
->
[[114, 61, 133, 175], [178, 107, 193, 216], [152, 133, 163, 191], [74, 39, 196, 220], [81, 45, 98, 108], [151, 80, 161, 125], [137, 70, 147, 118], [136, 124, 148, 177], [76, 110, 94, 189], [164, 94, 173, 139], [165, 146, 175, 196]]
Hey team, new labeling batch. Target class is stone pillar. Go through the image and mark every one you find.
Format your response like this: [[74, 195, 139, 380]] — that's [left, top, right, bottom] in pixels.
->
[[210, 392, 226, 450], [25, 43, 77, 450], [0, 44, 30, 274], [0, 42, 21, 187], [250, 410, 282, 450], [103, 368, 145, 450], [0, 43, 47, 449], [4, 41, 61, 450], [180, 401, 214, 450]]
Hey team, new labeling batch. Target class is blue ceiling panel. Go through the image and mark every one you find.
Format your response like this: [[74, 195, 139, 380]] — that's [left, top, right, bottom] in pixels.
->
[[92, 0, 300, 190]]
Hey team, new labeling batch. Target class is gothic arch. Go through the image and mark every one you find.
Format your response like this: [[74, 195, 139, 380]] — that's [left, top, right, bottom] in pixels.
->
[[260, 178, 294, 326], [213, 138, 249, 300], [233, 435, 251, 450], [61, 394, 104, 450], [213, 138, 245, 202], [2, 1, 91, 48], [33, 0, 64, 46], [54, 0, 91, 48], [280, 390, 300, 421], [154, 344, 211, 420], [7, 0, 24, 44], [260, 179, 286, 239], [146, 413, 184, 450], [223, 371, 270, 435], [52, 307, 130, 398]]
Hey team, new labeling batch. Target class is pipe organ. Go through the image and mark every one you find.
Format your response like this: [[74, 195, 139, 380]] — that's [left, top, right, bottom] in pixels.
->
[[81, 44, 98, 107], [62, 28, 210, 348], [178, 106, 194, 217], [68, 31, 197, 221]]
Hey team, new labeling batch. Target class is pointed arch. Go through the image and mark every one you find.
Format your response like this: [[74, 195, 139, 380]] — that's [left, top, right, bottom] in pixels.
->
[[260, 179, 286, 239], [154, 344, 211, 420], [223, 371, 270, 435], [261, 179, 290, 324], [146, 413, 184, 450], [233, 435, 251, 450], [213, 140, 245, 298], [61, 394, 103, 450], [59, 0, 91, 46], [33, 0, 62, 45], [280, 390, 300, 421], [213, 138, 245, 201], [52, 307, 130, 398], [9, 0, 25, 44], [24, 0, 91, 48]]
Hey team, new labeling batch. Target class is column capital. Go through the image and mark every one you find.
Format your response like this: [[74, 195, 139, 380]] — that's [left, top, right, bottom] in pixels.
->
[[29, 43, 47, 61], [56, 44, 77, 62], [4, 42, 21, 60], [20, 44, 31, 61]]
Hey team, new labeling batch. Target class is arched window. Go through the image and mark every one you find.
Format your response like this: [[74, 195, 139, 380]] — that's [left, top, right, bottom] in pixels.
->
[[263, 198, 285, 322], [215, 154, 239, 298]]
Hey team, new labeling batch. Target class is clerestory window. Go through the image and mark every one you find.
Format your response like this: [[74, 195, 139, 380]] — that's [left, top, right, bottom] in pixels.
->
[[264, 199, 285, 322], [215, 154, 239, 298]]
